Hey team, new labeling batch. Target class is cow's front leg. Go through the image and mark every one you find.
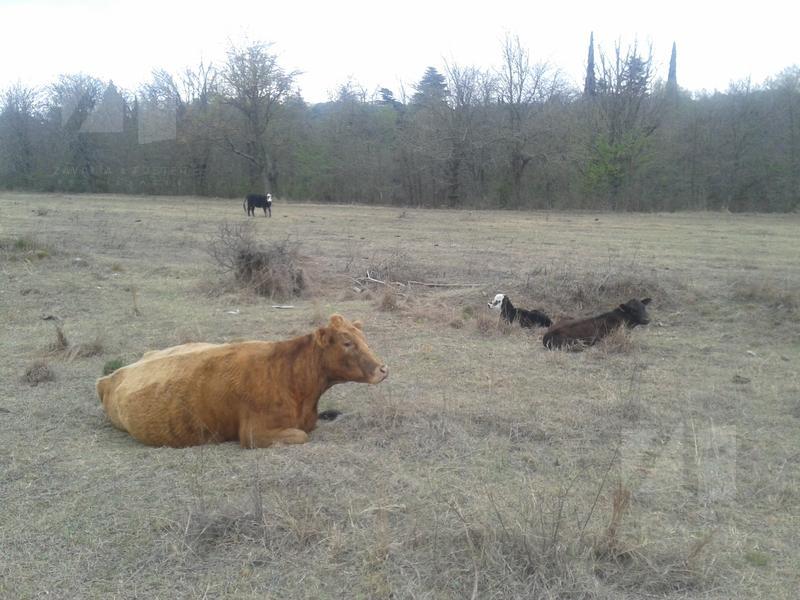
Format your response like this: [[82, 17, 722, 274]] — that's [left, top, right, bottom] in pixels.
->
[[238, 424, 309, 448]]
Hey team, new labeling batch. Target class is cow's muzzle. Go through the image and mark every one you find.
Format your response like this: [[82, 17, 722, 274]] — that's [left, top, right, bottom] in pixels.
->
[[370, 364, 389, 384]]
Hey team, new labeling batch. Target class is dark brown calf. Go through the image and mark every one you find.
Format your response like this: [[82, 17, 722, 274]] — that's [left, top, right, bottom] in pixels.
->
[[542, 298, 652, 350]]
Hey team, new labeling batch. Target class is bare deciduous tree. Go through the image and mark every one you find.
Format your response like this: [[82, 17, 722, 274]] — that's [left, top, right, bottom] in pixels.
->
[[218, 41, 297, 195]]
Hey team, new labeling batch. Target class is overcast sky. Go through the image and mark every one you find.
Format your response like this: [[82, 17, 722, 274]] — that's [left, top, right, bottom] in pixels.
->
[[1, 0, 797, 102]]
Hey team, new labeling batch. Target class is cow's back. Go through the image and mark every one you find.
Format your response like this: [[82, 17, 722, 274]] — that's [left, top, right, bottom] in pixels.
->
[[97, 342, 262, 446]]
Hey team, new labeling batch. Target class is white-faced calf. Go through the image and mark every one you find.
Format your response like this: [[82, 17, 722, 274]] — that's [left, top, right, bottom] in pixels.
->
[[488, 293, 552, 328]]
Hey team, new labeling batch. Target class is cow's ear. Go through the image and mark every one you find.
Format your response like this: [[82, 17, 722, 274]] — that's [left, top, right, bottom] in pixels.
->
[[328, 314, 344, 328], [641, 297, 652, 305], [352, 320, 363, 330], [315, 327, 331, 347]]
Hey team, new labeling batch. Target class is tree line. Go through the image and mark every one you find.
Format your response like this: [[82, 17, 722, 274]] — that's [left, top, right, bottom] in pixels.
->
[[1, 36, 798, 212]]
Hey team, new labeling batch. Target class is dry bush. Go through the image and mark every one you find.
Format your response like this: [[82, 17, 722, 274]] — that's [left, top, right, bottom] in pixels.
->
[[22, 359, 55, 386], [471, 480, 712, 596], [209, 223, 307, 300]]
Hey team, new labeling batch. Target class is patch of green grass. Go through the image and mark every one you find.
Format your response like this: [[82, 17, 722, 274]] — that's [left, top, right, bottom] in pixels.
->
[[744, 550, 769, 567], [102, 358, 125, 375]]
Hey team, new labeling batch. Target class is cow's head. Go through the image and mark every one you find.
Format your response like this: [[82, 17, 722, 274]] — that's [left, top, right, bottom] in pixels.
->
[[315, 315, 388, 384], [488, 293, 505, 310], [618, 298, 652, 326]]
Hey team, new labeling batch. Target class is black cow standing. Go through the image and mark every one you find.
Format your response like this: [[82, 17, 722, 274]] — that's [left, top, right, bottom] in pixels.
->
[[244, 193, 272, 217]]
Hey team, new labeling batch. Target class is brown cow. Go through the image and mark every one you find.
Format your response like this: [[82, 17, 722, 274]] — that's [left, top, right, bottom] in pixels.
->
[[96, 315, 388, 448], [542, 298, 652, 350]]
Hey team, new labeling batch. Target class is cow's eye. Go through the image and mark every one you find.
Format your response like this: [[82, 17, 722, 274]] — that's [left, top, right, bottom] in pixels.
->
[[342, 340, 354, 349]]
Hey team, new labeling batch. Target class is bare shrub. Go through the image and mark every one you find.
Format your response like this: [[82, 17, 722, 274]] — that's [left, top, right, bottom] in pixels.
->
[[209, 223, 307, 300], [23, 359, 55, 386]]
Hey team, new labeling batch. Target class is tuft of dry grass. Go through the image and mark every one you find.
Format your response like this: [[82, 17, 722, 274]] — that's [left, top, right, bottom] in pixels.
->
[[731, 278, 798, 311], [65, 337, 104, 360], [44, 325, 104, 360], [22, 359, 55, 386], [597, 326, 636, 354], [522, 261, 668, 317], [449, 318, 465, 329], [47, 324, 69, 353], [378, 288, 400, 312], [475, 313, 495, 336], [1, 236, 52, 261], [364, 250, 446, 287], [594, 482, 632, 560]]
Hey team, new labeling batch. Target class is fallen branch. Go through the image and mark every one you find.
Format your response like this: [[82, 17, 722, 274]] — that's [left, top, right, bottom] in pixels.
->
[[407, 280, 482, 288], [365, 271, 406, 287]]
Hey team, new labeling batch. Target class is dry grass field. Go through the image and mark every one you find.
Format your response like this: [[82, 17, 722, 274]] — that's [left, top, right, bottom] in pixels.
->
[[1, 192, 799, 599]]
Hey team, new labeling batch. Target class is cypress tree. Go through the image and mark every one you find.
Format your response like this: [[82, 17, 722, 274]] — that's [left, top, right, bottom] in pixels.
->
[[584, 32, 597, 97], [666, 42, 678, 97]]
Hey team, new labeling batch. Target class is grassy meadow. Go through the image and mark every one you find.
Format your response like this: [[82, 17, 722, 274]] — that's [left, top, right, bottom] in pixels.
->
[[1, 192, 799, 599]]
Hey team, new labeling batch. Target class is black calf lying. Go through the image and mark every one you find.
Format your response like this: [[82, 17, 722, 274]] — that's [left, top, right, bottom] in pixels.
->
[[488, 294, 552, 328], [543, 297, 652, 350]]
